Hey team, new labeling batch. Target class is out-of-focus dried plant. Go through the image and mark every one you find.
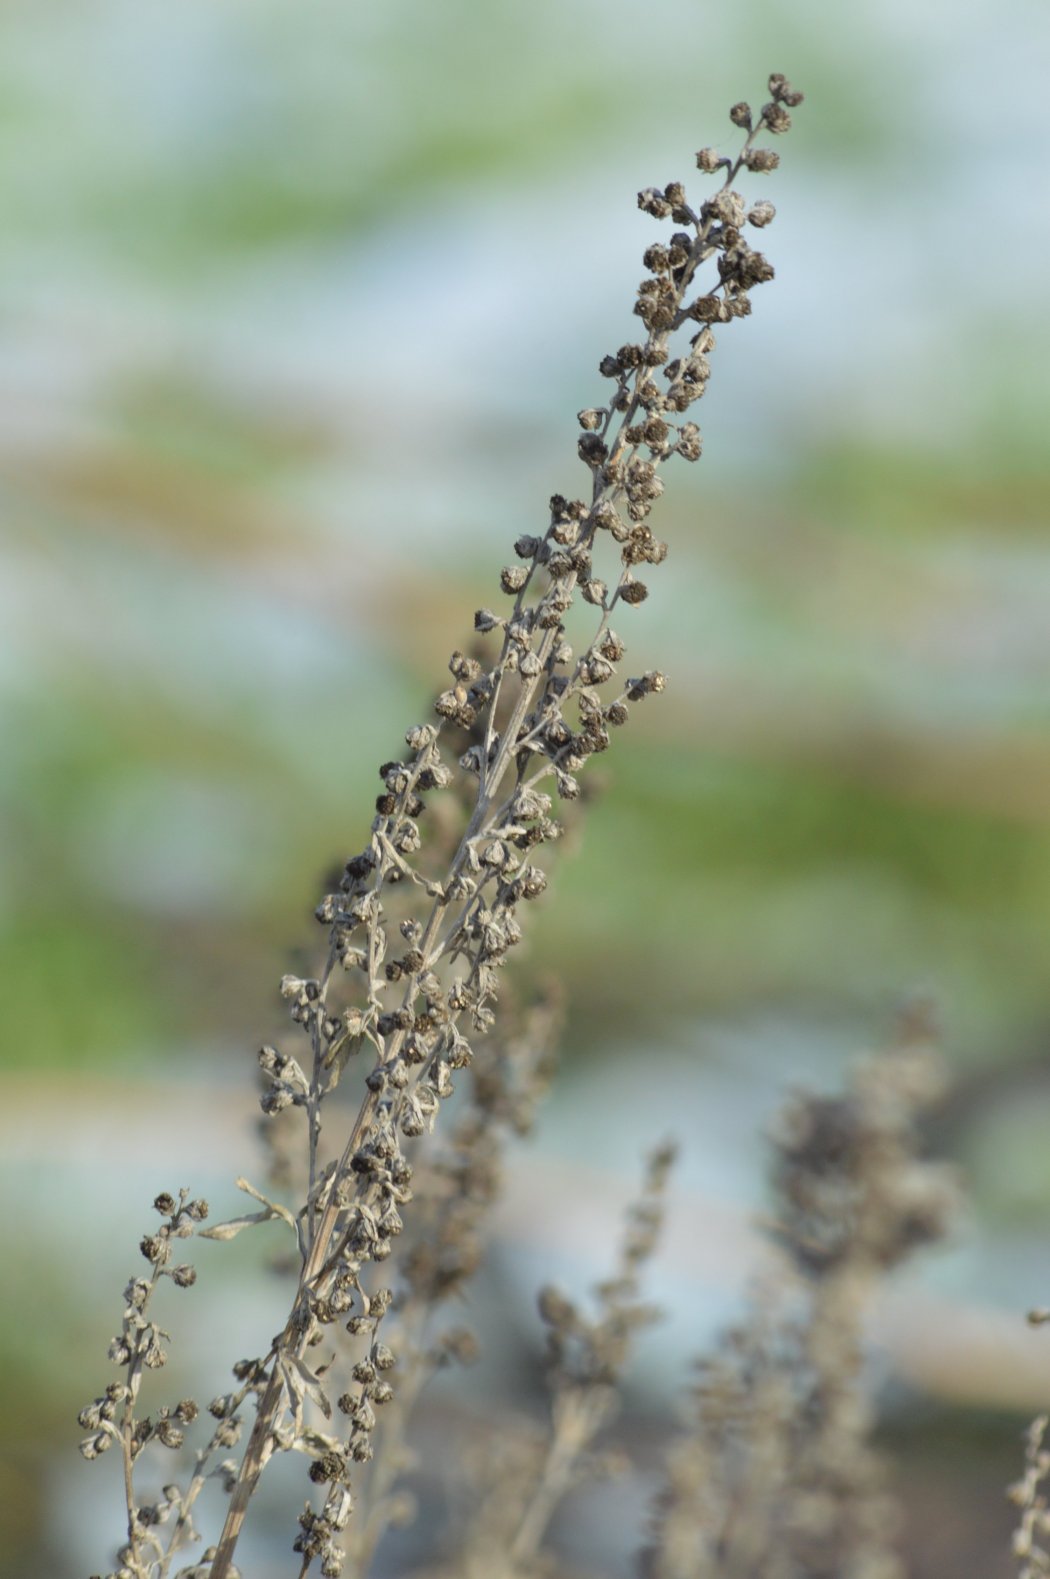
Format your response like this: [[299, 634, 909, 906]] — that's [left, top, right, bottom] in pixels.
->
[[641, 1007, 959, 1579], [79, 74, 805, 1579], [442, 1140, 677, 1579]]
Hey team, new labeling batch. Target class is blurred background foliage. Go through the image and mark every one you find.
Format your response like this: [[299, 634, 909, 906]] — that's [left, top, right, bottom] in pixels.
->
[[2, 1, 1049, 1574]]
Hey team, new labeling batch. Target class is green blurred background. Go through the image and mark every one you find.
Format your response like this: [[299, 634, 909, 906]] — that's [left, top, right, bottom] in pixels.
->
[[3, 1, 1050, 1574]]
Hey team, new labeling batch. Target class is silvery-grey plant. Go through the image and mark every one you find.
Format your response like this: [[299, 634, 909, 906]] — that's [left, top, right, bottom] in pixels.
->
[[79, 74, 804, 1579]]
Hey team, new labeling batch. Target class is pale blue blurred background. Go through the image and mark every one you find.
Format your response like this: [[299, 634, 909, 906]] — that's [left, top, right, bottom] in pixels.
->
[[2, 2, 1050, 1574]]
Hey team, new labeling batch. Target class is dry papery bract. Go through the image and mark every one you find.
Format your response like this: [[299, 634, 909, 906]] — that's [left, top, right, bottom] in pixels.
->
[[81, 75, 804, 1579]]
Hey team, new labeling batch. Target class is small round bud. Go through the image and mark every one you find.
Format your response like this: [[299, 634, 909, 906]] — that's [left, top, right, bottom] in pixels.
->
[[619, 579, 649, 607], [578, 433, 608, 467], [761, 102, 792, 134], [743, 147, 780, 173], [637, 187, 672, 219], [140, 1235, 167, 1265]]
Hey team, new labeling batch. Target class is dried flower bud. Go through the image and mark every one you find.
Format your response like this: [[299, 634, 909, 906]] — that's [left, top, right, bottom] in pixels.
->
[[761, 101, 792, 134], [743, 146, 780, 172], [677, 423, 702, 462], [619, 579, 649, 607], [768, 72, 804, 106], [637, 186, 672, 219], [578, 433, 608, 467], [627, 671, 667, 699]]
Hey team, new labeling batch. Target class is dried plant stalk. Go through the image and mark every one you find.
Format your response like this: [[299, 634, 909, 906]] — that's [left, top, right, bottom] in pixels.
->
[[81, 74, 804, 1579]]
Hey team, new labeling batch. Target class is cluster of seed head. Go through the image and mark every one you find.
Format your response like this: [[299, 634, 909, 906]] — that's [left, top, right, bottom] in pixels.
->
[[84, 77, 802, 1579], [403, 990, 560, 1315], [285, 62, 791, 1293], [302, 995, 564, 1579], [282, 999, 565, 1576], [81, 1192, 254, 1579], [79, 1191, 206, 1459]]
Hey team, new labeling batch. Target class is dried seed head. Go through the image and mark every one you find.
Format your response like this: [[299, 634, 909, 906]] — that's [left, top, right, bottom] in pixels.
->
[[768, 71, 804, 106], [619, 579, 649, 607], [637, 186, 673, 219], [743, 146, 780, 173], [761, 101, 793, 134]]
